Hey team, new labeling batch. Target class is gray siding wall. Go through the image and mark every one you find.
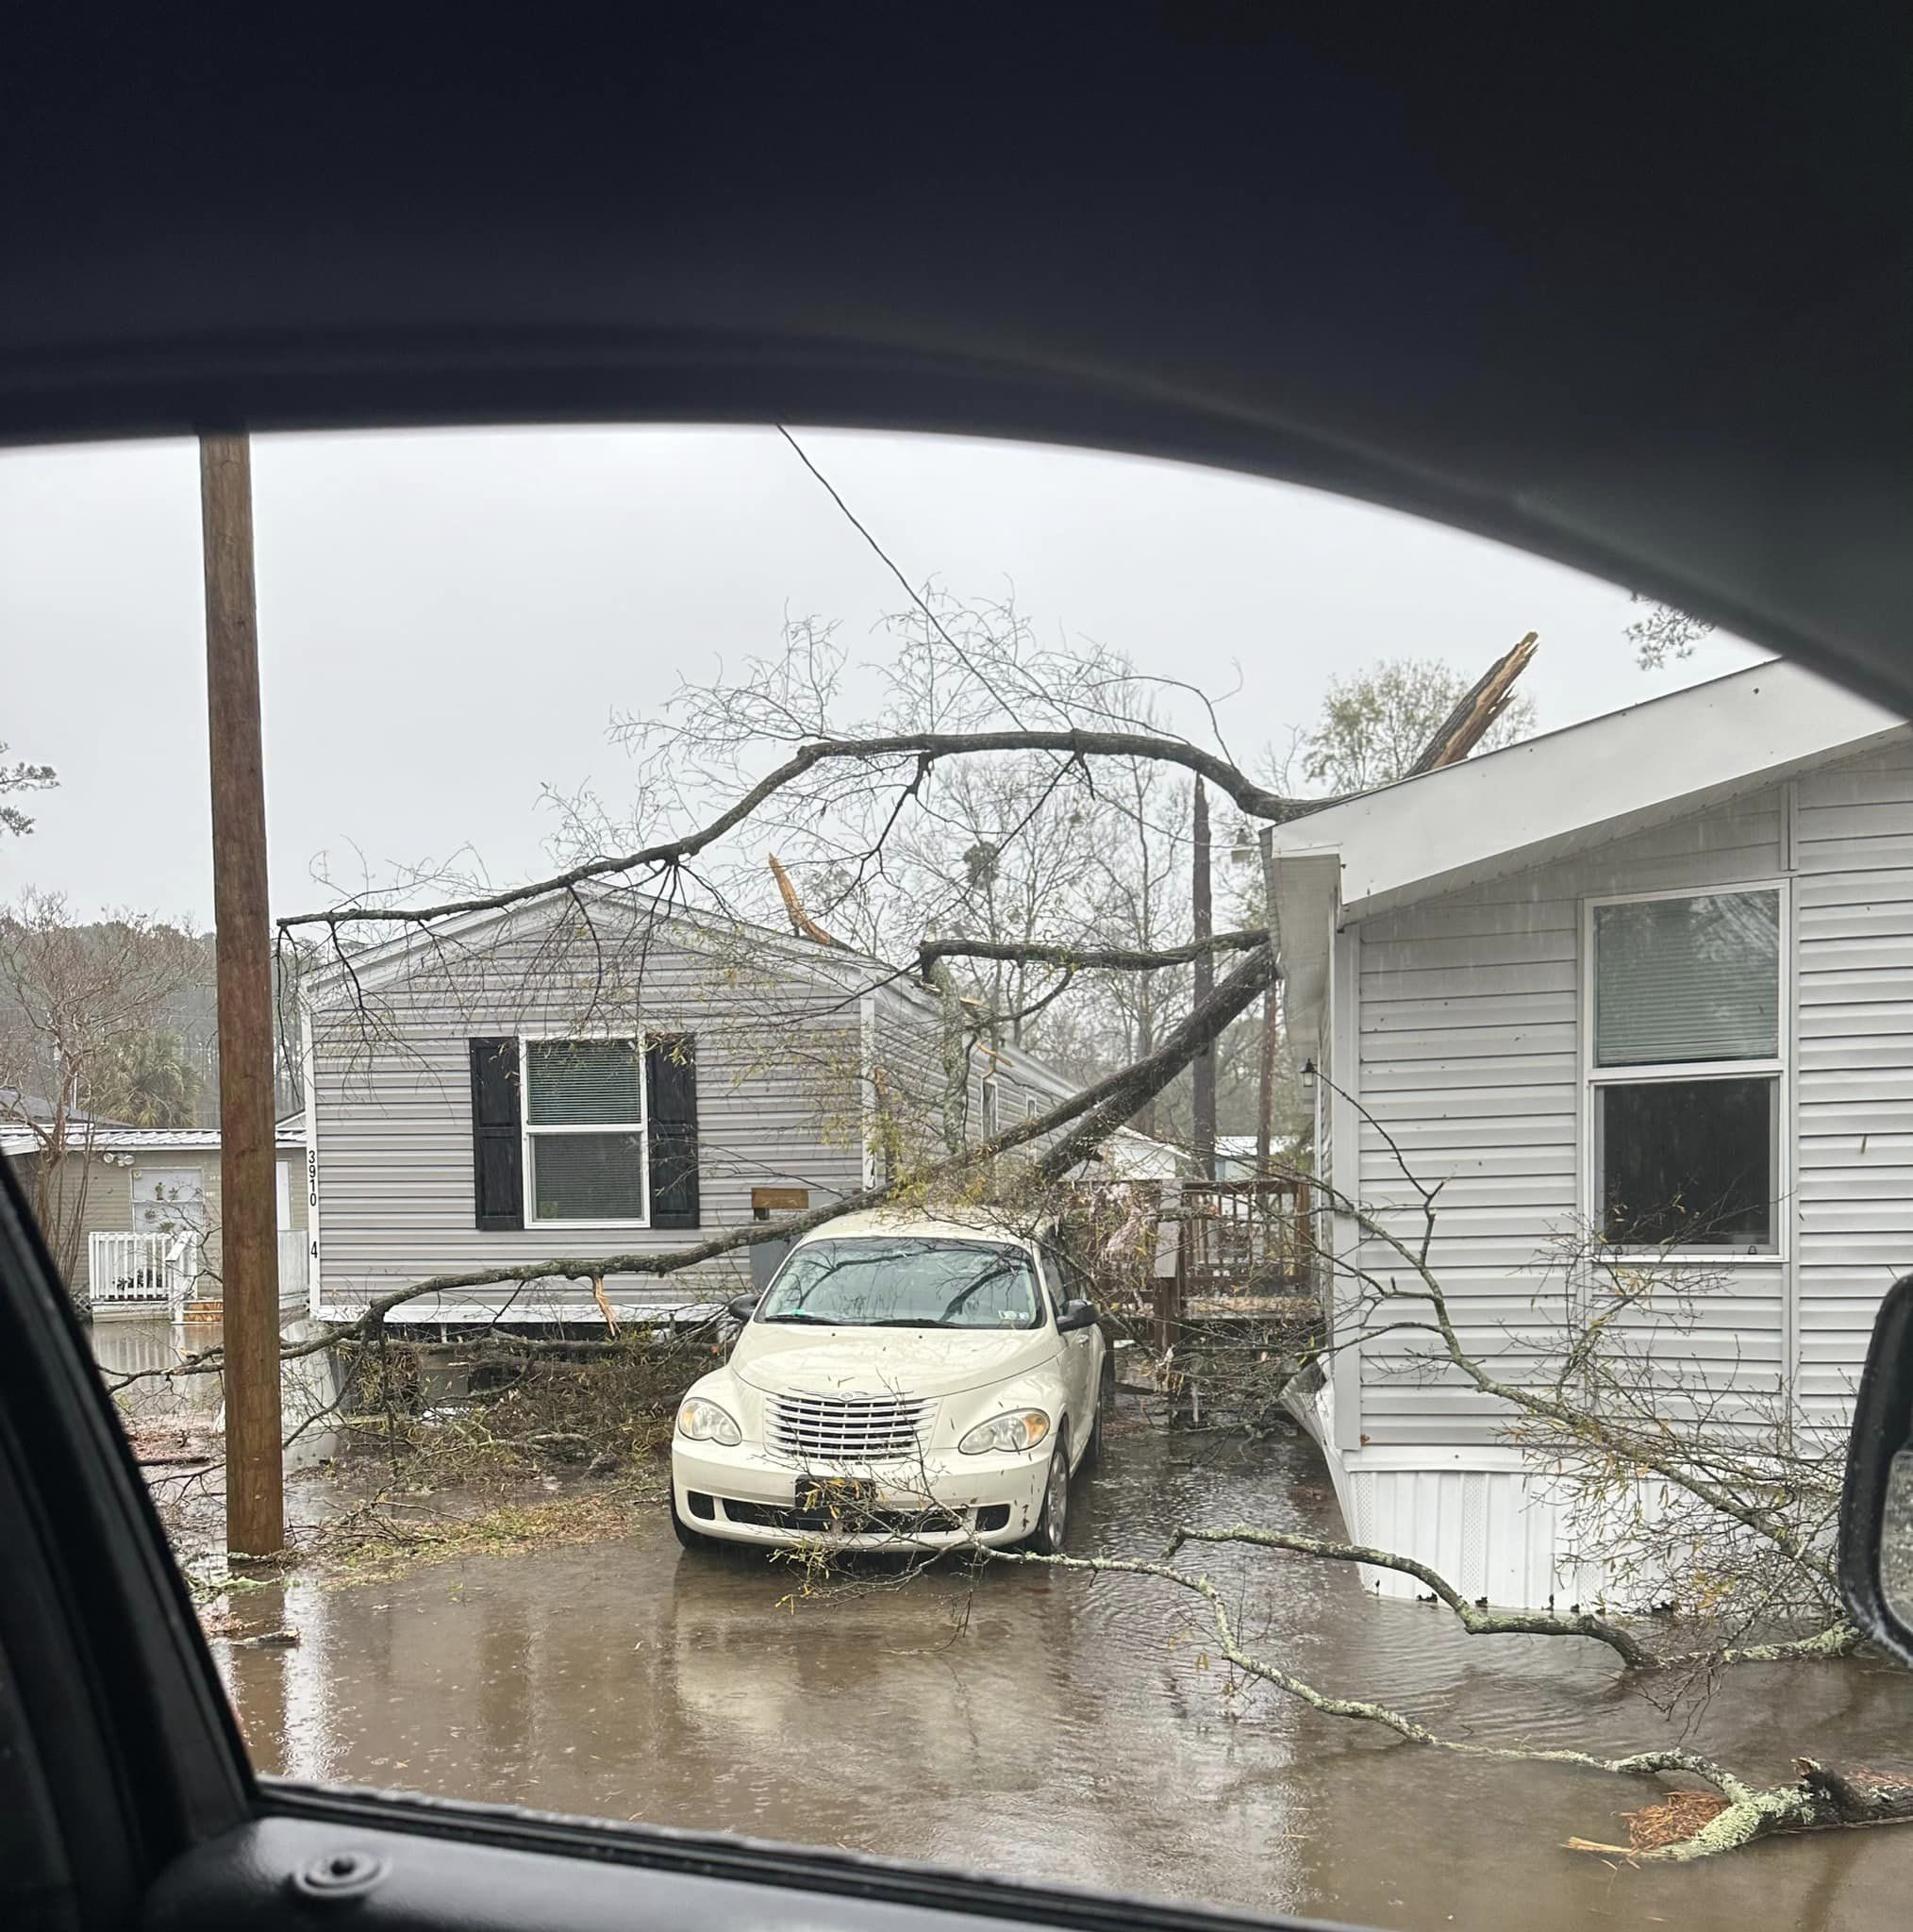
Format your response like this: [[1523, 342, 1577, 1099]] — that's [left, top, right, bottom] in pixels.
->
[[308, 908, 870, 1314], [1350, 788, 1790, 1445], [308, 909, 1088, 1318], [1345, 735, 1913, 1447], [1795, 739, 1913, 1416], [869, 982, 1079, 1177]]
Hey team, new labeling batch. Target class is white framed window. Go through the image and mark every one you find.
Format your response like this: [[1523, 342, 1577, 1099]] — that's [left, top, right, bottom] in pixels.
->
[[519, 1036, 649, 1225], [1584, 883, 1785, 1256]]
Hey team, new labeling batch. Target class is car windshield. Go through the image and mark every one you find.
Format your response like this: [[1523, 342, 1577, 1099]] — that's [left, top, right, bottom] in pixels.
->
[[756, 1237, 1041, 1329]]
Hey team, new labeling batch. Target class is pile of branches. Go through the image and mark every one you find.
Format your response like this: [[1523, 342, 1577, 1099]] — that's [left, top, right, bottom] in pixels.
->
[[316, 1321, 726, 1491]]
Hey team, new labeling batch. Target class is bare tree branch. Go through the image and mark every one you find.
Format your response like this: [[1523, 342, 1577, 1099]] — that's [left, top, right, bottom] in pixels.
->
[[1164, 1521, 1662, 1670], [919, 930, 1267, 974], [278, 733, 1322, 937]]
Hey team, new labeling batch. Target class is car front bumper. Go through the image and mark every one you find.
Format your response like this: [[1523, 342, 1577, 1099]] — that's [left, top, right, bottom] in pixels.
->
[[672, 1438, 1051, 1550]]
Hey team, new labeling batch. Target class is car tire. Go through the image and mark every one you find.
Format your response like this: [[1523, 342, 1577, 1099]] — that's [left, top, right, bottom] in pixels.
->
[[670, 1488, 715, 1552], [1084, 1352, 1115, 1470], [1021, 1424, 1072, 1556]]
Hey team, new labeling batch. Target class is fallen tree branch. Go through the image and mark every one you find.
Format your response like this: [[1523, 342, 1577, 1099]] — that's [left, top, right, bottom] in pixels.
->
[[919, 929, 1268, 974], [991, 1542, 1909, 1863], [1164, 1521, 1661, 1670], [1037, 943, 1277, 1181], [991, 1544, 1749, 1792], [277, 733, 1323, 935]]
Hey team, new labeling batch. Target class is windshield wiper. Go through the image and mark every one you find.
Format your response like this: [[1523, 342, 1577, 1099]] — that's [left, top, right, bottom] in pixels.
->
[[861, 1317, 947, 1328], [757, 1310, 838, 1324]]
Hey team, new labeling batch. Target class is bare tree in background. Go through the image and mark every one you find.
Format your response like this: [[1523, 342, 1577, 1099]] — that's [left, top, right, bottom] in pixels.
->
[[1288, 655, 1539, 794], [0, 891, 205, 1301]]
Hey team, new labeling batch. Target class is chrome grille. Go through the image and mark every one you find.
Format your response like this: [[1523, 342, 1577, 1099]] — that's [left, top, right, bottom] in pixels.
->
[[764, 1391, 933, 1463]]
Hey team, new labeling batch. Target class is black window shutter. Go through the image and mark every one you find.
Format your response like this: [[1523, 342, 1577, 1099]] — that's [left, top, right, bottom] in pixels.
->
[[469, 1038, 524, 1231], [646, 1033, 700, 1229]]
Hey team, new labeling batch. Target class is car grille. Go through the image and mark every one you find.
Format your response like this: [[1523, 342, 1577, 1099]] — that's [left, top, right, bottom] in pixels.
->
[[764, 1391, 933, 1463]]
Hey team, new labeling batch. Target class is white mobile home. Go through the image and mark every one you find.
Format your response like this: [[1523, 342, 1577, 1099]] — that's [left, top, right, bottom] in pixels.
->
[[299, 894, 1088, 1327], [1271, 660, 1913, 1607]]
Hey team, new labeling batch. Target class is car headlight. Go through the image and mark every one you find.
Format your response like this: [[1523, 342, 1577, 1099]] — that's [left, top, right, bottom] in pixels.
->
[[676, 1396, 742, 1446], [958, 1409, 1051, 1455]]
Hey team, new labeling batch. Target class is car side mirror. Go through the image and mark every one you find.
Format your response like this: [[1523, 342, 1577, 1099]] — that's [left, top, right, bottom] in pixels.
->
[[1839, 1273, 1913, 1666], [1056, 1298, 1098, 1334], [725, 1292, 760, 1324]]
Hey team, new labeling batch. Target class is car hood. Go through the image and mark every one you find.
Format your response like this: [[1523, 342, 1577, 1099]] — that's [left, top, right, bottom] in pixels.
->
[[732, 1324, 1058, 1400]]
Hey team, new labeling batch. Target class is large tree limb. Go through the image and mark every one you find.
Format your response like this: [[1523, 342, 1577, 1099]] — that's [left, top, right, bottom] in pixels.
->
[[996, 1542, 1904, 1864], [278, 732, 1322, 935], [1166, 1522, 1859, 1677], [1036, 942, 1277, 1180], [991, 1544, 1749, 1792], [1165, 1522, 1661, 1670], [919, 929, 1267, 975]]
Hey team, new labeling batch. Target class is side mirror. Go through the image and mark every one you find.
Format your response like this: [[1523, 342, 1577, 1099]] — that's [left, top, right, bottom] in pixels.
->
[[1056, 1298, 1098, 1334], [725, 1292, 760, 1324], [1839, 1273, 1913, 1666]]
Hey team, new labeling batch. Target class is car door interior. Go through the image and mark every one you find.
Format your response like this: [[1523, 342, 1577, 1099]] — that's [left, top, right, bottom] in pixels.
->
[[1, 1158, 1291, 1932]]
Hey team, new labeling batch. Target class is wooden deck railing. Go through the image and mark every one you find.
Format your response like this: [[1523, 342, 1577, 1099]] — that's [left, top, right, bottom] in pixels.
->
[[1149, 1175, 1317, 1354]]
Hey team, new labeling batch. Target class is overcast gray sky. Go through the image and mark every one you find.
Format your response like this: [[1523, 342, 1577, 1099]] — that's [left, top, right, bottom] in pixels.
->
[[1, 425, 1763, 924]]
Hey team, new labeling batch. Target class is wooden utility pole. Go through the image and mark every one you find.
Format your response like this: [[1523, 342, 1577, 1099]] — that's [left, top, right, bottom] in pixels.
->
[[201, 433, 283, 1557], [1190, 778, 1216, 1179], [1256, 826, 1278, 1174]]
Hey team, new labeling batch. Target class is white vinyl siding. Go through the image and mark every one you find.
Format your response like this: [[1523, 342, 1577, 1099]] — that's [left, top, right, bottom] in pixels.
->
[[1794, 738, 1913, 1418], [307, 906, 872, 1316], [1350, 789, 1789, 1446], [306, 902, 1087, 1321]]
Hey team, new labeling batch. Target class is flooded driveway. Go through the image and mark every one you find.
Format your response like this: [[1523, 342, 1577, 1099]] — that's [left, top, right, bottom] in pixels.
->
[[204, 1417, 1913, 1931]]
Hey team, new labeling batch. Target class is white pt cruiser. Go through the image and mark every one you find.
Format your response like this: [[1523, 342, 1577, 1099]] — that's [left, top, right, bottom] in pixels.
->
[[671, 1210, 1110, 1555]]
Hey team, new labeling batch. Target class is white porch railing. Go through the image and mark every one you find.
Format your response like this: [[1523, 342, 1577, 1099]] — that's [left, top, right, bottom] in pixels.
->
[[278, 1230, 310, 1309], [88, 1231, 201, 1314], [88, 1228, 311, 1316]]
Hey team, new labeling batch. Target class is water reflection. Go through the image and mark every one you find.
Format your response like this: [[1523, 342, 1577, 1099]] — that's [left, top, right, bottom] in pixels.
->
[[91, 1313, 342, 1470], [208, 1424, 1913, 1929]]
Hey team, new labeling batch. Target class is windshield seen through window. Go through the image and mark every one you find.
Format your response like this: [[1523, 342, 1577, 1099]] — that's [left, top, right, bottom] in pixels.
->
[[757, 1237, 1040, 1329]]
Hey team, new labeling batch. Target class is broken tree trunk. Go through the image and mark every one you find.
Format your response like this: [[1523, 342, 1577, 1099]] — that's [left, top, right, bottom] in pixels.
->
[[767, 851, 844, 947], [1568, 1759, 1913, 1862], [1407, 630, 1539, 774]]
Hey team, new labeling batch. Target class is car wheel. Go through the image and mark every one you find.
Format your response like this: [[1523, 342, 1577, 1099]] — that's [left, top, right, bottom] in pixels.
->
[[1084, 1353, 1115, 1470], [670, 1488, 714, 1552], [1022, 1424, 1072, 1555]]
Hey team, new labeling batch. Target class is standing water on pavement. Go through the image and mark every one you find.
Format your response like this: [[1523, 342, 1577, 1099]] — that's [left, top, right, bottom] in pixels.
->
[[190, 1407, 1913, 1932]]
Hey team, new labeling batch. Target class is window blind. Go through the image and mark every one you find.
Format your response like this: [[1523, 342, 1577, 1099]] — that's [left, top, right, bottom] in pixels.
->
[[524, 1040, 642, 1124], [532, 1132, 644, 1221], [1594, 890, 1779, 1067]]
